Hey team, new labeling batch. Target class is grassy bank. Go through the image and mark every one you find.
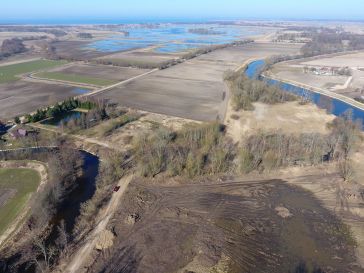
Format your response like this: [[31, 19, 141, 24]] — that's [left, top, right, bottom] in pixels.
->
[[0, 59, 67, 83], [34, 71, 117, 86], [0, 168, 40, 236]]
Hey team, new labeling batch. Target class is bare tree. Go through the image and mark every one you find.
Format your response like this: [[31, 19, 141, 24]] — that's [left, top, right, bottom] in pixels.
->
[[33, 237, 57, 273]]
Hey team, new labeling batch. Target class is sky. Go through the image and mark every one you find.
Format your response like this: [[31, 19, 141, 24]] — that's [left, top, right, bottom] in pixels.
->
[[1, 0, 364, 23]]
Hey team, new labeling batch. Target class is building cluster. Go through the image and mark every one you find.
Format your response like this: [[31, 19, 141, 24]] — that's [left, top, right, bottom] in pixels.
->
[[303, 66, 352, 76]]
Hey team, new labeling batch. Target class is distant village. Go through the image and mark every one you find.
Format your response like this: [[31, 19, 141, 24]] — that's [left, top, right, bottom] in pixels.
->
[[303, 65, 352, 76]]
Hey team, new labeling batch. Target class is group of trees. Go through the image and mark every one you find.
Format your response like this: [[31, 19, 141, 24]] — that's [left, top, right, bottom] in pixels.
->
[[130, 109, 361, 182], [224, 70, 298, 111], [77, 32, 93, 39], [24, 98, 97, 123], [301, 30, 364, 57], [0, 144, 84, 273], [133, 122, 233, 178], [61, 105, 108, 132], [0, 38, 26, 57]]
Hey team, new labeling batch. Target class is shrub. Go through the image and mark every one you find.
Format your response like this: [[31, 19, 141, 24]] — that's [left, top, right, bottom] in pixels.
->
[[226, 72, 297, 111]]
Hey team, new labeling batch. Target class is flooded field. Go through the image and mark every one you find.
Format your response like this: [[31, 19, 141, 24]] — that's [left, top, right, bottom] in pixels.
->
[[86, 25, 269, 53]]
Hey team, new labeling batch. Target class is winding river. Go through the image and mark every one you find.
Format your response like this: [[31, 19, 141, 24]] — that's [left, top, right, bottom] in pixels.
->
[[245, 60, 364, 128]]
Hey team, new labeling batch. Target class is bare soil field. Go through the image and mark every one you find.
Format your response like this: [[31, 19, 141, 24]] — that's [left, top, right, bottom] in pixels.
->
[[94, 42, 302, 121], [301, 51, 364, 68], [46, 63, 150, 81], [96, 50, 182, 67], [94, 74, 224, 121], [0, 81, 87, 119], [226, 101, 335, 143], [84, 178, 360, 273], [271, 65, 348, 90], [195, 42, 302, 65]]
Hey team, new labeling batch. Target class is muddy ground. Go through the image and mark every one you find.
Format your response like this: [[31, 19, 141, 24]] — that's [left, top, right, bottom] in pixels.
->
[[85, 178, 361, 273], [0, 81, 86, 119]]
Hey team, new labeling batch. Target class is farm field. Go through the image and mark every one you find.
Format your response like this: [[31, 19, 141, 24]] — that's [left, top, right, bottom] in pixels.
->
[[96, 50, 183, 67], [0, 168, 40, 237], [95, 74, 225, 121], [34, 71, 117, 86], [41, 63, 148, 83], [95, 42, 302, 121], [0, 59, 67, 84], [0, 81, 90, 119]]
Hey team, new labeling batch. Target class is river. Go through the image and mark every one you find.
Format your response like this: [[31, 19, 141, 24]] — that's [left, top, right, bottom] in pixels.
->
[[245, 60, 364, 128]]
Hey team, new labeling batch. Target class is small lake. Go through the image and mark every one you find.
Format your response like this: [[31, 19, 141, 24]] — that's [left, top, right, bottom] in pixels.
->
[[72, 88, 91, 95], [245, 60, 364, 129], [41, 111, 82, 127], [86, 24, 267, 53]]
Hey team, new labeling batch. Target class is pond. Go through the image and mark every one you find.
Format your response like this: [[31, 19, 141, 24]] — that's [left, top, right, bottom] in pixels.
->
[[40, 110, 82, 127], [245, 60, 364, 129], [86, 24, 267, 53], [72, 88, 91, 95]]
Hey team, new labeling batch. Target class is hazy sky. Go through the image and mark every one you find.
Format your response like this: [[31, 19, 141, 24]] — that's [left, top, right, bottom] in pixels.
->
[[1, 0, 364, 22]]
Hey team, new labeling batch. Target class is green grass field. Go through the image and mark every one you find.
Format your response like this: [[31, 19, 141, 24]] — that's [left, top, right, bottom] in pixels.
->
[[0, 168, 40, 236], [0, 59, 67, 84], [35, 71, 117, 86]]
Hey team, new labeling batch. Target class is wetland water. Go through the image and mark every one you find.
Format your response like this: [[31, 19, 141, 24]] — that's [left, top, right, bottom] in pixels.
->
[[87, 24, 267, 53], [246, 60, 364, 128]]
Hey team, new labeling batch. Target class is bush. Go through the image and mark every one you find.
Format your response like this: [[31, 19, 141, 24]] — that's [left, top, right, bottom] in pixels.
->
[[101, 113, 140, 137], [133, 122, 232, 178], [226, 71, 297, 111]]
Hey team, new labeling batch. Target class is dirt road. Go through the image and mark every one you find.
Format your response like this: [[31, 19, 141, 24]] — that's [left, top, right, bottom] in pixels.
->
[[28, 123, 121, 151], [82, 68, 158, 98], [64, 175, 133, 273]]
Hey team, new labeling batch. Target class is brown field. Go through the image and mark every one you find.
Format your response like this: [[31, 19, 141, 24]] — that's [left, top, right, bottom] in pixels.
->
[[195, 42, 302, 64], [301, 51, 364, 68], [44, 63, 150, 81], [85, 178, 359, 273], [94, 74, 225, 121], [94, 42, 302, 121], [0, 81, 88, 119], [226, 101, 335, 143], [96, 49, 182, 67]]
